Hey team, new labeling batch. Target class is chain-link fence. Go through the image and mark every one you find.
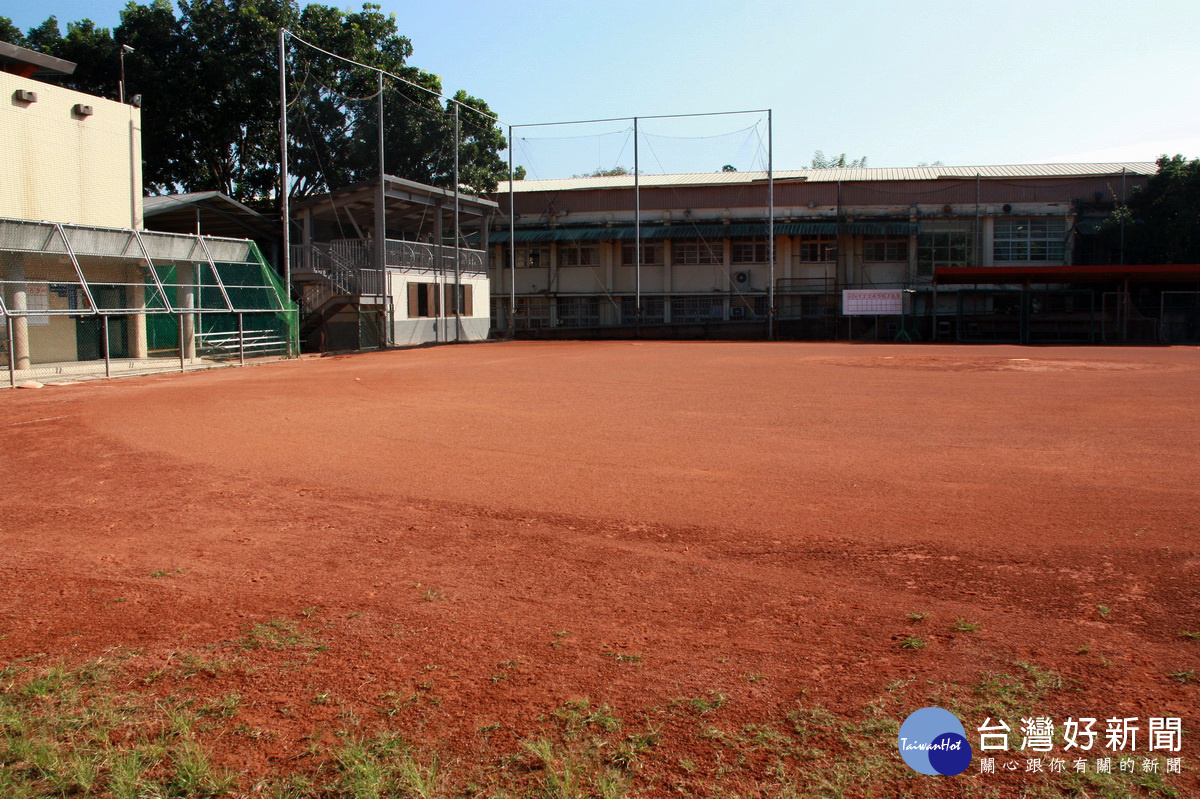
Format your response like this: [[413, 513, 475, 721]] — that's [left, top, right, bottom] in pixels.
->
[[1, 218, 297, 388]]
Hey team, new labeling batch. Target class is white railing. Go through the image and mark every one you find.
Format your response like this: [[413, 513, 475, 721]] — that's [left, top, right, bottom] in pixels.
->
[[294, 239, 486, 314]]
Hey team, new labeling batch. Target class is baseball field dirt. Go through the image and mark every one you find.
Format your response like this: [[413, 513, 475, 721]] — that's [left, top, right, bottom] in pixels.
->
[[1, 341, 1197, 797]]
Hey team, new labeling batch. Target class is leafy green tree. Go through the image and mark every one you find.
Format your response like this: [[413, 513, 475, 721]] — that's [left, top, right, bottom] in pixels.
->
[[6, 1, 508, 203], [0, 15, 25, 45], [811, 150, 868, 169], [721, 164, 737, 172], [1101, 155, 1200, 264]]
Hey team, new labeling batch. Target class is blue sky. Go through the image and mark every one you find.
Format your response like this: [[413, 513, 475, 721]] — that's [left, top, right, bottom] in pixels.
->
[[4, 0, 1199, 177]]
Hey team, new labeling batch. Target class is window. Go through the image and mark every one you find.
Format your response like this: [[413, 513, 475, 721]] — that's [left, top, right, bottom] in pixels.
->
[[672, 240, 723, 266], [557, 243, 598, 267], [513, 297, 551, 328], [443, 283, 473, 316], [671, 296, 724, 323], [993, 218, 1066, 262], [620, 296, 665, 323], [917, 232, 973, 276], [863, 237, 909, 262], [620, 243, 664, 266], [407, 282, 440, 318], [731, 237, 768, 264], [796, 235, 836, 262], [556, 296, 600, 327], [507, 246, 550, 268]]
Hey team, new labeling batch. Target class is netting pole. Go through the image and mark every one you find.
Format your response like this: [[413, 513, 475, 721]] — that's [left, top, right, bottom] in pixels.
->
[[508, 125, 515, 337], [6, 315, 15, 388], [278, 28, 292, 321], [767, 108, 775, 341], [238, 312, 245, 365], [454, 102, 461, 343], [376, 70, 388, 349], [634, 116, 641, 329]]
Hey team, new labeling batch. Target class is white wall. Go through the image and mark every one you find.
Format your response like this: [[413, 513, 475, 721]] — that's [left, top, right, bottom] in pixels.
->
[[0, 72, 142, 229]]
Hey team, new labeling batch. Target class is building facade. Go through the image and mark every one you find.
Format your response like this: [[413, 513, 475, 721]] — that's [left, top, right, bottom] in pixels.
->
[[485, 164, 1192, 342], [0, 43, 143, 230], [291, 175, 496, 351]]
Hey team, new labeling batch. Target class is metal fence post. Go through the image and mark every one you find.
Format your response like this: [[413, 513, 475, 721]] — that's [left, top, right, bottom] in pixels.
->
[[6, 315, 15, 388], [102, 315, 112, 378], [179, 313, 186, 373], [238, 312, 245, 365]]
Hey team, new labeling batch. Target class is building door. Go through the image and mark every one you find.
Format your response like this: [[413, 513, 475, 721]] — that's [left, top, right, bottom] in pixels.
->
[[76, 287, 129, 360]]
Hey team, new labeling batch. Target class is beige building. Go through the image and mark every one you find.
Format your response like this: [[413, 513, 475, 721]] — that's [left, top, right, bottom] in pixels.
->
[[0, 42, 142, 230], [1, 42, 294, 385], [486, 164, 1191, 343]]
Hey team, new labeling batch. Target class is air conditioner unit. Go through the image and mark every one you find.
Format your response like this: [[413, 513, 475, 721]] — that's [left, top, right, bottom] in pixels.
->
[[13, 89, 37, 104], [731, 306, 748, 320], [73, 104, 94, 117], [733, 270, 750, 286]]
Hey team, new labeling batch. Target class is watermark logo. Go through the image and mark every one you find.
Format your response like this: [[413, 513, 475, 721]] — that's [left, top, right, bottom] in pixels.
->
[[898, 707, 973, 776]]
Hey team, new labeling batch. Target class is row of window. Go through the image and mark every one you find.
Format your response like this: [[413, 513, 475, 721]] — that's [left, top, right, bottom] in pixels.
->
[[502, 295, 770, 328], [505, 220, 1068, 270]]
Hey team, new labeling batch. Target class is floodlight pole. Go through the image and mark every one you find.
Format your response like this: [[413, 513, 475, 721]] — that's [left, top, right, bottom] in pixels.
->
[[278, 29, 291, 310], [454, 102, 461, 342], [767, 108, 775, 341], [634, 116, 641, 328], [508, 125, 516, 337]]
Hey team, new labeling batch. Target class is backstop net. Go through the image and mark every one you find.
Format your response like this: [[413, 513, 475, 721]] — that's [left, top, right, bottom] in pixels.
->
[[0, 218, 298, 387]]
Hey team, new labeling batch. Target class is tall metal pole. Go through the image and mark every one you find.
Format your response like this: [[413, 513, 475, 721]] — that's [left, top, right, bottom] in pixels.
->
[[767, 109, 775, 341], [634, 117, 641, 326], [278, 29, 292, 309], [1119, 167, 1127, 266], [454, 103, 462, 342], [377, 70, 388, 347], [508, 125, 516, 337]]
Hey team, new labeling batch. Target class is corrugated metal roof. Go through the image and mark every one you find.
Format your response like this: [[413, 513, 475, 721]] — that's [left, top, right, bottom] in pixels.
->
[[499, 163, 1158, 193]]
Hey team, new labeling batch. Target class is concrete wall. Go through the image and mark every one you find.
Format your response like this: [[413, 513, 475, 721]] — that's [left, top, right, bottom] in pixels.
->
[[388, 271, 490, 344], [0, 71, 142, 229]]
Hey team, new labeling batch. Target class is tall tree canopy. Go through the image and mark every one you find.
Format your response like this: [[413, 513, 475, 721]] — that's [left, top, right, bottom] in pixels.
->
[[811, 150, 868, 169], [1100, 155, 1200, 265], [0, 2, 507, 203]]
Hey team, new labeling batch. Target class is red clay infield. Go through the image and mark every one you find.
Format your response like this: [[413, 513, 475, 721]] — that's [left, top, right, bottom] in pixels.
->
[[1, 341, 1198, 795]]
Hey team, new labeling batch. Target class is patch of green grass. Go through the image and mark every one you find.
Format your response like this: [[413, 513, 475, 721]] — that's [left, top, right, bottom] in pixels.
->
[[420, 588, 446, 602], [952, 618, 981, 632], [1168, 670, 1198, 685], [898, 636, 926, 650], [907, 611, 930, 622], [601, 649, 642, 664], [1178, 630, 1200, 640], [1096, 604, 1112, 619], [149, 568, 184, 578], [974, 661, 1065, 720], [671, 691, 728, 716], [239, 618, 322, 652]]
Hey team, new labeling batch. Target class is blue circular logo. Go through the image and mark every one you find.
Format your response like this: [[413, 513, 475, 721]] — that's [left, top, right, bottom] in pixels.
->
[[898, 707, 973, 775]]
